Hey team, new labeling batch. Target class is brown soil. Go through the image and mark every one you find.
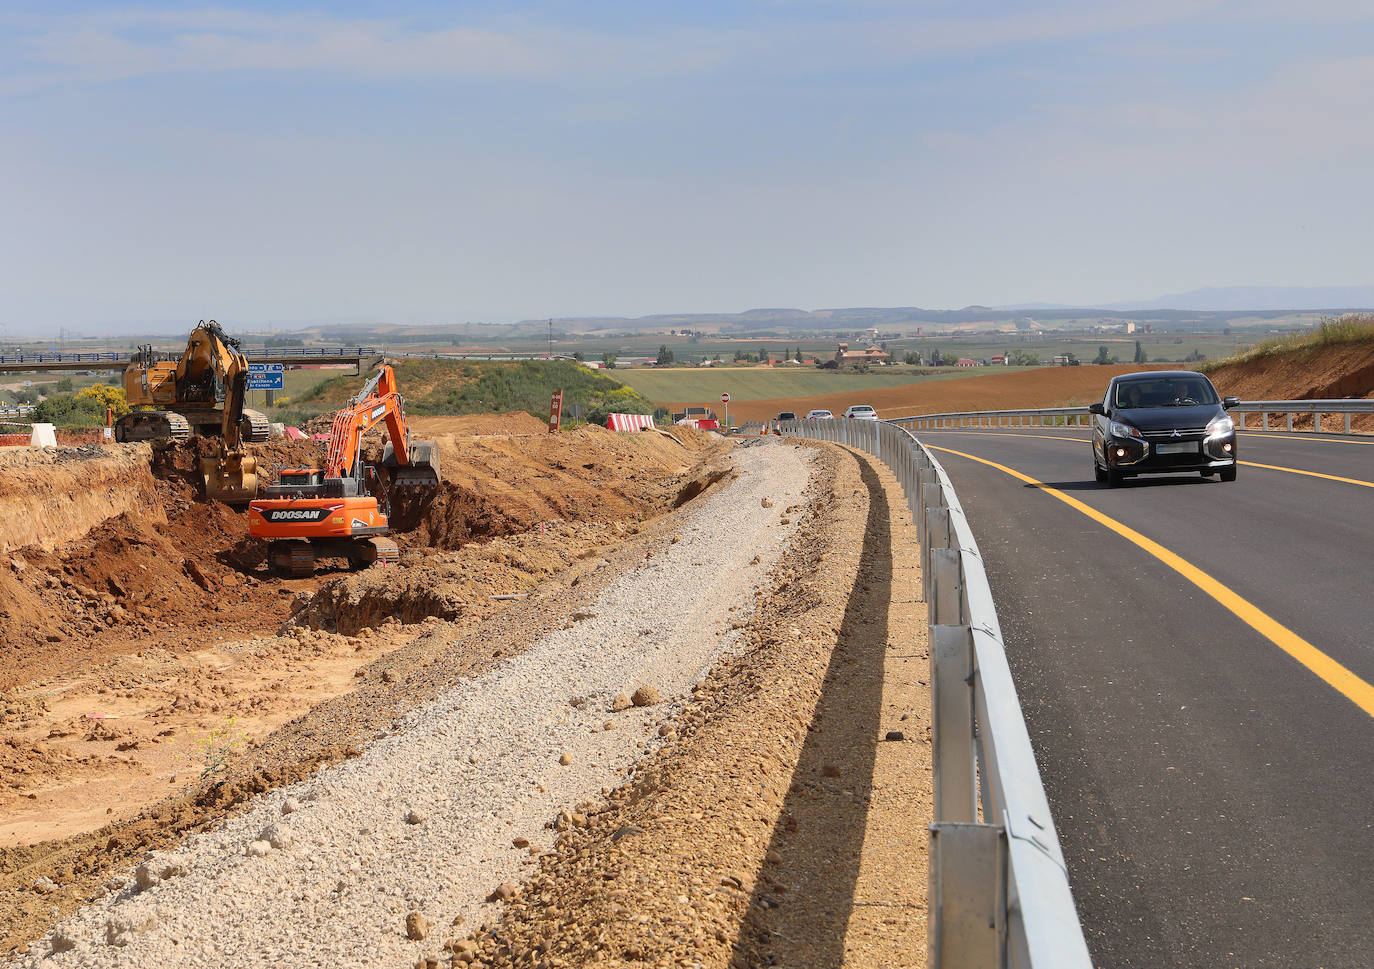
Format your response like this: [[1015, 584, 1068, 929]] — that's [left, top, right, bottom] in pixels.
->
[[1206, 339, 1374, 432], [0, 423, 727, 954], [726, 364, 1178, 422], [454, 442, 933, 969]]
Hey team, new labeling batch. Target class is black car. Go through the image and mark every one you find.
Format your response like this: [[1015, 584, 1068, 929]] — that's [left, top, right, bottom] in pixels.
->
[[1089, 371, 1239, 486], [775, 411, 798, 421]]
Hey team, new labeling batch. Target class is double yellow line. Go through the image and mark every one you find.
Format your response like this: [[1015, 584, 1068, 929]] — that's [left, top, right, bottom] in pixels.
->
[[929, 445, 1374, 718]]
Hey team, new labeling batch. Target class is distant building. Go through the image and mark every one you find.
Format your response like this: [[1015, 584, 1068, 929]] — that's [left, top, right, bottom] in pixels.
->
[[834, 342, 890, 366], [990, 354, 1006, 365], [955, 358, 981, 368]]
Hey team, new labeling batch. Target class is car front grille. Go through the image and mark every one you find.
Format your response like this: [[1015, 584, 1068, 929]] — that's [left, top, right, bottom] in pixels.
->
[[1141, 426, 1208, 440]]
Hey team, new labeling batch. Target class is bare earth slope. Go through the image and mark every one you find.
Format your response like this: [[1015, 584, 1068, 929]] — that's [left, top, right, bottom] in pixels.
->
[[1206, 339, 1374, 431]]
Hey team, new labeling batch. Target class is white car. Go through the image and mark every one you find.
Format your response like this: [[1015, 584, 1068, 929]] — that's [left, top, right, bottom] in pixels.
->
[[843, 404, 879, 420], [804, 409, 834, 420]]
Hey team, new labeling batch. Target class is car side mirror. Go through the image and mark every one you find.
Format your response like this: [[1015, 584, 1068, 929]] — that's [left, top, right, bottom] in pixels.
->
[[1088, 403, 1105, 416], [1222, 396, 1239, 410]]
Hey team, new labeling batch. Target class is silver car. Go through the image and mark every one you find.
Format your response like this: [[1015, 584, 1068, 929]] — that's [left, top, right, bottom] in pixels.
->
[[843, 404, 879, 420]]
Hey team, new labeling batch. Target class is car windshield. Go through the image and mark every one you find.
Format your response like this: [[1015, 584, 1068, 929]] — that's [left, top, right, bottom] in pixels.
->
[[1114, 376, 1218, 409], [850, 406, 873, 413]]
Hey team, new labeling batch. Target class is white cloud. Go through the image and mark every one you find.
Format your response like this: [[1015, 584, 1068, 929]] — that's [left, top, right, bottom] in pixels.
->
[[7, 1, 1371, 91]]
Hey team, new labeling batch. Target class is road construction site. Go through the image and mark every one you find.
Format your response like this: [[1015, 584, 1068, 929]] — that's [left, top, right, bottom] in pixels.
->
[[0, 415, 931, 968]]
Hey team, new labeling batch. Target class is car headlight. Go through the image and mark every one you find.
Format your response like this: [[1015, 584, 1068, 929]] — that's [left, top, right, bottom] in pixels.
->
[[1109, 421, 1142, 439], [1206, 415, 1234, 437]]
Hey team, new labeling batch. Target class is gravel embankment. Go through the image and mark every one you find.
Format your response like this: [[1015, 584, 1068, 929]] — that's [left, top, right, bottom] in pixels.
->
[[15, 439, 814, 968]]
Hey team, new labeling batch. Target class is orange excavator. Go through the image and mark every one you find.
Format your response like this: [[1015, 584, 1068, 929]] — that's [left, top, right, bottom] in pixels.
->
[[247, 365, 439, 576]]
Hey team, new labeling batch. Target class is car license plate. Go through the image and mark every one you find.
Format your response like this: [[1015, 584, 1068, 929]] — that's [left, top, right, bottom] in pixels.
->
[[1156, 441, 1199, 454]]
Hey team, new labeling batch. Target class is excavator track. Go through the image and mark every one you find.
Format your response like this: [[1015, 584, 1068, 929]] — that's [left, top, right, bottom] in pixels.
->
[[114, 410, 192, 443], [268, 541, 317, 578], [241, 408, 272, 443], [367, 537, 400, 567]]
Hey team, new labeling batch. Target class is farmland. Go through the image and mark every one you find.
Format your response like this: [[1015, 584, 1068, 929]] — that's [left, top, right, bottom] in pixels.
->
[[611, 366, 1012, 404]]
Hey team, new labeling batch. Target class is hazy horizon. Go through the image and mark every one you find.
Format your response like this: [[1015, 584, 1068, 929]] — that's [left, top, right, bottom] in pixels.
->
[[3, 2, 1373, 334]]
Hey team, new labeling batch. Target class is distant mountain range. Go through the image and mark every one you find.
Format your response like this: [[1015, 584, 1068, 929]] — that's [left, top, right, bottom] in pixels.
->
[[17, 286, 1373, 340], [1001, 285, 1374, 313]]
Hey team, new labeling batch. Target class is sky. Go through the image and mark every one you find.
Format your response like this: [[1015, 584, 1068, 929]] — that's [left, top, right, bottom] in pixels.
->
[[2, 1, 1373, 334]]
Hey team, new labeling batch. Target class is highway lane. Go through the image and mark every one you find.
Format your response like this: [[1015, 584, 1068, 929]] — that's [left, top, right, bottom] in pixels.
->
[[920, 428, 1374, 969]]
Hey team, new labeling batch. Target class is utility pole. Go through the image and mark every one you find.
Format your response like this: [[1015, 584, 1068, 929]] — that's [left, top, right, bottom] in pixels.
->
[[548, 319, 553, 358]]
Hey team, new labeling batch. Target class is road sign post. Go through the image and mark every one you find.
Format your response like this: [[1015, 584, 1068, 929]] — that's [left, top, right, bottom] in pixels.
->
[[721, 392, 730, 428], [549, 390, 563, 433]]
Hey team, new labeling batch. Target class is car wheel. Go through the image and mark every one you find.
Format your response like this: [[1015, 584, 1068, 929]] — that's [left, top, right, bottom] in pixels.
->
[[1094, 462, 1107, 483], [1106, 467, 1124, 488], [1220, 465, 1237, 482]]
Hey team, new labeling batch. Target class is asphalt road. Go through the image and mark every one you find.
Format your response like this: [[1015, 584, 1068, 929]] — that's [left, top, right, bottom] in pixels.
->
[[922, 426, 1374, 969]]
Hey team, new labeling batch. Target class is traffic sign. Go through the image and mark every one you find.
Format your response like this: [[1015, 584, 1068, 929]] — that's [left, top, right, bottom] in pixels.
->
[[721, 392, 730, 403], [248, 362, 285, 391]]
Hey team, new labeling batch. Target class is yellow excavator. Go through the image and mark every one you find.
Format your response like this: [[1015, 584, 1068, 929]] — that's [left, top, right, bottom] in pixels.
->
[[117, 320, 263, 503]]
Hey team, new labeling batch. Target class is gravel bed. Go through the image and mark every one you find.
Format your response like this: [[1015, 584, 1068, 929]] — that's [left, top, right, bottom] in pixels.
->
[[14, 439, 814, 968]]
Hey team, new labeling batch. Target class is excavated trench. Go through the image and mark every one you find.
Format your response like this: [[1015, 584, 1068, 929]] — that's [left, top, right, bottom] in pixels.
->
[[0, 425, 730, 955]]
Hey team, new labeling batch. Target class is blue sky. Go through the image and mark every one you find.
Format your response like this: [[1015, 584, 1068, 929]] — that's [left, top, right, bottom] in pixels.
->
[[2, 1, 1372, 333]]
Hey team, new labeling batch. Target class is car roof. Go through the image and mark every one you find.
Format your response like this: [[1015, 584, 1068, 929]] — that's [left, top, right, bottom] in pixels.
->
[[1112, 370, 1210, 383]]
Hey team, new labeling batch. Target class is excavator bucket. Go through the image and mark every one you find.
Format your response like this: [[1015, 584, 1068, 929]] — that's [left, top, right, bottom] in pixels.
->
[[201, 454, 259, 505], [382, 440, 441, 488]]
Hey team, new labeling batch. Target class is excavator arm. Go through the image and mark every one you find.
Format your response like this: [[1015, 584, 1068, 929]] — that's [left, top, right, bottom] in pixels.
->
[[322, 365, 439, 488], [191, 321, 258, 503]]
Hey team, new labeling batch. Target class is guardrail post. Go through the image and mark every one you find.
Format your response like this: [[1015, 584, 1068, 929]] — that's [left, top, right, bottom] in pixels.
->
[[1236, 411, 1247, 430], [929, 822, 1008, 969], [1345, 413, 1352, 434], [1286, 413, 1293, 431], [930, 548, 964, 626], [916, 469, 940, 546], [932, 624, 977, 822], [1314, 412, 1322, 433], [923, 504, 951, 605]]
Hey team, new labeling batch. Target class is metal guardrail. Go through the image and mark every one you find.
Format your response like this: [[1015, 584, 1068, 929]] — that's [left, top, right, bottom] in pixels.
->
[[0, 404, 37, 418], [775, 416, 1093, 969], [1229, 400, 1373, 434], [888, 400, 1373, 435], [891, 408, 1090, 430]]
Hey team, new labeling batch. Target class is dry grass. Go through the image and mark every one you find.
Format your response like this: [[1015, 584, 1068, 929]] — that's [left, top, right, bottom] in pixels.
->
[[1201, 315, 1374, 371]]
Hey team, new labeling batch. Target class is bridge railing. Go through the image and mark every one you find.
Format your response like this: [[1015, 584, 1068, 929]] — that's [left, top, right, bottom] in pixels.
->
[[775, 417, 1093, 969], [0, 347, 378, 365]]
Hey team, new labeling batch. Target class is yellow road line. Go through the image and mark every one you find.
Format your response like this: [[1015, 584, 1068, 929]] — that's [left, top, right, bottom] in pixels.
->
[[918, 431, 1374, 488], [1235, 431, 1374, 445], [928, 445, 1374, 718], [1238, 462, 1374, 489]]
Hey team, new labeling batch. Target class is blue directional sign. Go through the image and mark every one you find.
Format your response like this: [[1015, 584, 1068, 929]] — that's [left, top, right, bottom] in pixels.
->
[[248, 362, 284, 391]]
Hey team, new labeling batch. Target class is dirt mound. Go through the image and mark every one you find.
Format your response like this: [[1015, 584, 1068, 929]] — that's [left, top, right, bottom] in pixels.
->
[[409, 412, 550, 436], [1206, 340, 1374, 431], [0, 444, 161, 554], [150, 437, 327, 495], [387, 482, 524, 549], [292, 521, 617, 635]]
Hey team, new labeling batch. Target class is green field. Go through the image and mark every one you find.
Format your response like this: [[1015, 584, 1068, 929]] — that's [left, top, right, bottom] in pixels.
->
[[611, 366, 1019, 403]]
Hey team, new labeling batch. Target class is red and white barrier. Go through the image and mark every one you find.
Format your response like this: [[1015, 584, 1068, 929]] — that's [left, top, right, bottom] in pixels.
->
[[606, 413, 656, 431]]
